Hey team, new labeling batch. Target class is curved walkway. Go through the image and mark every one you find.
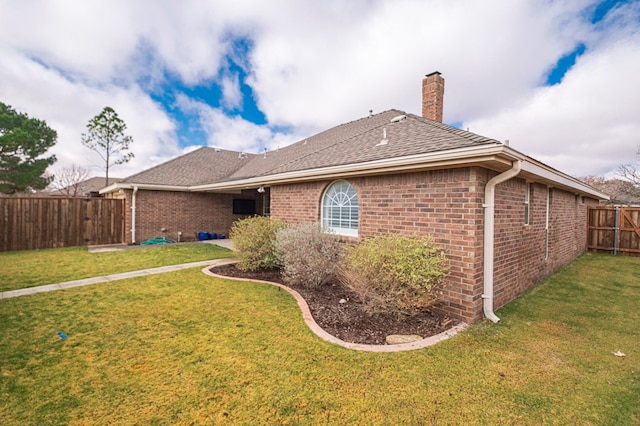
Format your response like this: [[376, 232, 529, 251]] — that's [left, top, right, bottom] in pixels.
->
[[202, 265, 468, 353], [0, 258, 235, 300]]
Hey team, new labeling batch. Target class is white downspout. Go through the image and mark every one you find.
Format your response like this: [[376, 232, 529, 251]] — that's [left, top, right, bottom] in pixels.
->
[[483, 160, 521, 322], [131, 186, 138, 244]]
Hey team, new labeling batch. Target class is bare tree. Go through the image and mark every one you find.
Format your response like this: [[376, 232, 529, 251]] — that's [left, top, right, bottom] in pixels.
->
[[49, 165, 91, 197], [618, 145, 640, 188], [581, 175, 640, 205]]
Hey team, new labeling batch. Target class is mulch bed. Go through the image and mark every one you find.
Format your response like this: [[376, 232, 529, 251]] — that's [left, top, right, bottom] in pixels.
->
[[210, 264, 457, 345]]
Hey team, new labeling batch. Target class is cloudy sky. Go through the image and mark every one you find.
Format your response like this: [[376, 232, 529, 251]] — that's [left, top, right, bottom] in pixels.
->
[[1, 0, 638, 181]]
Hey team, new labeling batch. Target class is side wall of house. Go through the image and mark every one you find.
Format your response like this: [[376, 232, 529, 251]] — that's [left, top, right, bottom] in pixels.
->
[[111, 189, 262, 244], [272, 168, 600, 324], [271, 167, 486, 323], [491, 175, 599, 313]]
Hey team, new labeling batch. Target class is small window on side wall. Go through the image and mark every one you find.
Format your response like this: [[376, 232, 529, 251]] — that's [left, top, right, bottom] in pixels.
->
[[321, 180, 359, 237], [524, 183, 532, 225]]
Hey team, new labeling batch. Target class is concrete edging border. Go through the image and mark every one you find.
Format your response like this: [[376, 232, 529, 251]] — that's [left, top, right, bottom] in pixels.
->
[[202, 264, 468, 352]]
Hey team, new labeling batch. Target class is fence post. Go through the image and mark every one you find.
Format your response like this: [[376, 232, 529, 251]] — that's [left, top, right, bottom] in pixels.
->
[[614, 207, 619, 256]]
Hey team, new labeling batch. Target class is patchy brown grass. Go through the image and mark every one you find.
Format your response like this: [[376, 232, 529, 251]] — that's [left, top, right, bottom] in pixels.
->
[[0, 243, 231, 292], [0, 253, 638, 424]]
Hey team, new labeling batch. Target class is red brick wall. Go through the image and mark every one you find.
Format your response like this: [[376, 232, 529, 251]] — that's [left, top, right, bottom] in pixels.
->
[[270, 167, 599, 324], [271, 167, 486, 322], [271, 182, 325, 224], [115, 189, 262, 244], [491, 177, 598, 314]]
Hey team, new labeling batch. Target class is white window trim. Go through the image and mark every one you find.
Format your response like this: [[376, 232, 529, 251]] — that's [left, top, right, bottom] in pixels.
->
[[321, 180, 359, 237], [524, 182, 531, 225]]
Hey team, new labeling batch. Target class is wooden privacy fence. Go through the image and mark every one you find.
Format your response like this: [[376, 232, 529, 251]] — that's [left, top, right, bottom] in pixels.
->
[[0, 197, 125, 252], [587, 206, 640, 256]]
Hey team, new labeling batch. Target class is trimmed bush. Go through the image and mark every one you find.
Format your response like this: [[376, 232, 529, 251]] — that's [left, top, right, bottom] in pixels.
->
[[274, 223, 343, 288], [339, 234, 449, 315], [230, 216, 286, 271]]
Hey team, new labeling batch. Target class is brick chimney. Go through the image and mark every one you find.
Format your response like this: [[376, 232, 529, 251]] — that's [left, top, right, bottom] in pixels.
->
[[422, 71, 444, 122]]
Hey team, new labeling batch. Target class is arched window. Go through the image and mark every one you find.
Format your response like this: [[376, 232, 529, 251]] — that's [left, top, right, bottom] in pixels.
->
[[321, 180, 359, 236]]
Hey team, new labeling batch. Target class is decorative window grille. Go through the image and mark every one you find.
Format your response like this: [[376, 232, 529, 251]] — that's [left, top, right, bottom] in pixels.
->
[[321, 180, 359, 236]]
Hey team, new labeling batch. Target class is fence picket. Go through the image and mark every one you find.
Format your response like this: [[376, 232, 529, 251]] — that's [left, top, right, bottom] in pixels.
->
[[0, 198, 124, 252], [587, 206, 640, 256]]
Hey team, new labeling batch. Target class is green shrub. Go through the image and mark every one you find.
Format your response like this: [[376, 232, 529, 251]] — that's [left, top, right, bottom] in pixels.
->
[[274, 223, 343, 288], [339, 234, 450, 315], [230, 216, 286, 271]]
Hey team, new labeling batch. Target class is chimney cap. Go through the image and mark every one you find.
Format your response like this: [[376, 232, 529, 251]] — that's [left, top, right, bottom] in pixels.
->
[[425, 71, 442, 77]]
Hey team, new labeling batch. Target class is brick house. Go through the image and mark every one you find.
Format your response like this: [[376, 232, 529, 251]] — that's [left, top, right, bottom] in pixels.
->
[[102, 72, 608, 323]]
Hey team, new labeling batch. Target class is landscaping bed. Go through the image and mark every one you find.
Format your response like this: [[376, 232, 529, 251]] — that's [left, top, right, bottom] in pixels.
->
[[211, 263, 457, 345]]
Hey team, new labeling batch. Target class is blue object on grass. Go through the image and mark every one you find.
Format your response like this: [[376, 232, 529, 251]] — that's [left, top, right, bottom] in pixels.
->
[[57, 332, 67, 340], [141, 237, 177, 245]]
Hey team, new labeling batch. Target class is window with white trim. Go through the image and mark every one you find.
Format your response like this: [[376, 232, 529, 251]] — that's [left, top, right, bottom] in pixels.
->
[[321, 180, 359, 237], [524, 183, 532, 225]]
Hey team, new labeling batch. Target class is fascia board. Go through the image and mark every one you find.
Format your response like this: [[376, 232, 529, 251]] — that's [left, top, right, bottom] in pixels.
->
[[101, 143, 608, 201], [500, 146, 609, 200], [520, 160, 609, 200], [99, 183, 121, 194], [99, 182, 191, 194], [190, 144, 510, 191]]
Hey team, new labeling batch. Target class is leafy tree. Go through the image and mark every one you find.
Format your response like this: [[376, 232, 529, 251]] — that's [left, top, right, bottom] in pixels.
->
[[0, 102, 57, 194], [81, 106, 134, 187]]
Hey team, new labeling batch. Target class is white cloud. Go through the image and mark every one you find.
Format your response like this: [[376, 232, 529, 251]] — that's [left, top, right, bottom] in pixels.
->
[[464, 2, 640, 176], [0, 45, 179, 179], [246, 0, 591, 127], [0, 0, 638, 180], [175, 94, 303, 154], [220, 72, 242, 111]]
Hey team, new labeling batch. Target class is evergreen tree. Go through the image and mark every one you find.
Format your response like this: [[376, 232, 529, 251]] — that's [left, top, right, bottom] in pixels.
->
[[0, 102, 57, 194], [81, 107, 134, 187]]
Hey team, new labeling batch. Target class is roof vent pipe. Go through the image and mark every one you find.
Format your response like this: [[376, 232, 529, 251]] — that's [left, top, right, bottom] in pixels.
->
[[482, 160, 521, 322], [376, 128, 388, 146]]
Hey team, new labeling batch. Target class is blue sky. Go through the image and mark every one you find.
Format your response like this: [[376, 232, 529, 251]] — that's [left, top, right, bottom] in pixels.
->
[[0, 0, 638, 180]]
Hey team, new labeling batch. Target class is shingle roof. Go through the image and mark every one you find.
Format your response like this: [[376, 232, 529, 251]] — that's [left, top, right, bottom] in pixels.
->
[[118, 110, 501, 187], [78, 177, 122, 192], [121, 147, 255, 186], [223, 109, 500, 181]]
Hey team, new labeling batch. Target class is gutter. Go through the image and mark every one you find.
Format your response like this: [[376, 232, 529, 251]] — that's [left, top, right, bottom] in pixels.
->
[[131, 185, 138, 244], [482, 160, 522, 323], [100, 183, 191, 194], [191, 144, 512, 192], [99, 144, 607, 202]]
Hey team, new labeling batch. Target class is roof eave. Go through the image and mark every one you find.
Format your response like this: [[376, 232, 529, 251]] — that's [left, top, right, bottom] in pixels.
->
[[99, 182, 192, 194], [192, 143, 609, 200], [102, 143, 608, 201], [502, 146, 609, 200], [191, 144, 511, 191]]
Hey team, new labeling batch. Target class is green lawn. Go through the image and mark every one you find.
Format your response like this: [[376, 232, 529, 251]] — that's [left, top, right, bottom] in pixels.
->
[[0, 252, 638, 424], [0, 243, 232, 292]]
